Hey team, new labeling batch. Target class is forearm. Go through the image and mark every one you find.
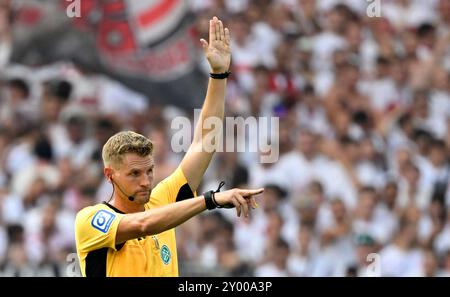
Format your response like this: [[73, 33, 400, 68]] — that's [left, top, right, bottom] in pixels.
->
[[193, 78, 226, 143], [140, 196, 206, 235], [182, 78, 226, 191]]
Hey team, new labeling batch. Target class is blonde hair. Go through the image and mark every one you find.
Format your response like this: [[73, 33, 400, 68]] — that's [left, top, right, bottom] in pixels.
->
[[102, 131, 153, 168]]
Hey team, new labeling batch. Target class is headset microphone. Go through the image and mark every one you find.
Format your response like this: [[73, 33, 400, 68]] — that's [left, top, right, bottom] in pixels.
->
[[110, 178, 135, 202]]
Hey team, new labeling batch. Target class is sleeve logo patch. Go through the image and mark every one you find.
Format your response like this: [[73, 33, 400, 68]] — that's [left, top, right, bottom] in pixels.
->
[[91, 210, 116, 233]]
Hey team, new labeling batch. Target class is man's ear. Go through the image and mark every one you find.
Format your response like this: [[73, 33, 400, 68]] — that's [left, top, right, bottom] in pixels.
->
[[104, 167, 113, 182]]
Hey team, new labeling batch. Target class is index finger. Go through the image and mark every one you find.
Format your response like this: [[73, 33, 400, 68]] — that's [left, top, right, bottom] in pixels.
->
[[240, 188, 264, 197]]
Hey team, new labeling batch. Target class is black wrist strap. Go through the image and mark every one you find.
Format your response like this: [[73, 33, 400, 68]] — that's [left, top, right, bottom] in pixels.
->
[[212, 181, 226, 208], [210, 72, 231, 79], [204, 190, 217, 210], [203, 181, 226, 210]]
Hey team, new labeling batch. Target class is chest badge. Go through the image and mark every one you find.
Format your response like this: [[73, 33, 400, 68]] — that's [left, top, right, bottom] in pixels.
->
[[160, 245, 171, 265]]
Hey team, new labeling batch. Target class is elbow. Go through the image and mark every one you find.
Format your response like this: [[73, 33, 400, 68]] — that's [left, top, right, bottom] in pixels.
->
[[139, 219, 164, 236], [137, 209, 175, 236], [140, 220, 157, 236], [139, 221, 150, 236], [137, 215, 155, 236]]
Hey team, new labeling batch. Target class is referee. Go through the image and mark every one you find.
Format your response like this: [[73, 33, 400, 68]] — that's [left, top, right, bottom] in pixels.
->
[[74, 16, 263, 277]]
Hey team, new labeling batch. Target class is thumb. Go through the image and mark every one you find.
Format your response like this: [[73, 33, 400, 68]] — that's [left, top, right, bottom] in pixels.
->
[[200, 39, 208, 51]]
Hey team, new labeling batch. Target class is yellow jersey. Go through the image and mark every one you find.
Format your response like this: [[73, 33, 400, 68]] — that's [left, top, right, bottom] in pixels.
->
[[75, 166, 195, 277]]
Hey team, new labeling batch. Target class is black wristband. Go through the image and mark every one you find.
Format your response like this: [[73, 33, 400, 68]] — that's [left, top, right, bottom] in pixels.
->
[[212, 192, 223, 209], [204, 190, 218, 210], [212, 181, 234, 209], [210, 71, 231, 79], [204, 181, 226, 210]]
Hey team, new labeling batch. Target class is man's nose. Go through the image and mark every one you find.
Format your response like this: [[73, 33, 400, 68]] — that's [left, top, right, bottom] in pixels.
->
[[140, 175, 151, 188]]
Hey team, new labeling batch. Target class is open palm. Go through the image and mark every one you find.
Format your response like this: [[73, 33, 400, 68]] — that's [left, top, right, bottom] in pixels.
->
[[200, 16, 231, 73]]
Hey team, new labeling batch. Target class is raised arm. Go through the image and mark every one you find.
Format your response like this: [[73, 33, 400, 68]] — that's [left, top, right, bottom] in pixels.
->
[[180, 16, 231, 192], [116, 187, 263, 244]]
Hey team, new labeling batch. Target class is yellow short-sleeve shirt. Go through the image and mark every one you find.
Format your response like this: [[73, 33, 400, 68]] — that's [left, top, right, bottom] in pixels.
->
[[75, 166, 195, 277]]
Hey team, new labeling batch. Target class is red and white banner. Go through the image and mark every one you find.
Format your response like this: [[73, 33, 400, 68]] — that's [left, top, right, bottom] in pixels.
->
[[127, 0, 187, 46], [69, 0, 197, 81], [12, 0, 204, 108]]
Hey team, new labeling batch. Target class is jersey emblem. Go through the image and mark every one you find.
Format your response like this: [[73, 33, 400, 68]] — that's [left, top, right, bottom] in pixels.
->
[[160, 245, 171, 265]]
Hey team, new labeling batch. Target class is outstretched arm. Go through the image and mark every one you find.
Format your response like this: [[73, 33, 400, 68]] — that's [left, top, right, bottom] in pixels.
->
[[180, 16, 231, 192], [116, 187, 263, 244]]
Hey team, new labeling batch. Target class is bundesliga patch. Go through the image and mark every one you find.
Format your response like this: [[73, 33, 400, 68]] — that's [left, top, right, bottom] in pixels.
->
[[91, 210, 116, 233], [160, 245, 171, 265]]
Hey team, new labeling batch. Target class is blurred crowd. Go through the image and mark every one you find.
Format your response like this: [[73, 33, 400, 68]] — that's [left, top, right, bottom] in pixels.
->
[[0, 0, 450, 277]]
